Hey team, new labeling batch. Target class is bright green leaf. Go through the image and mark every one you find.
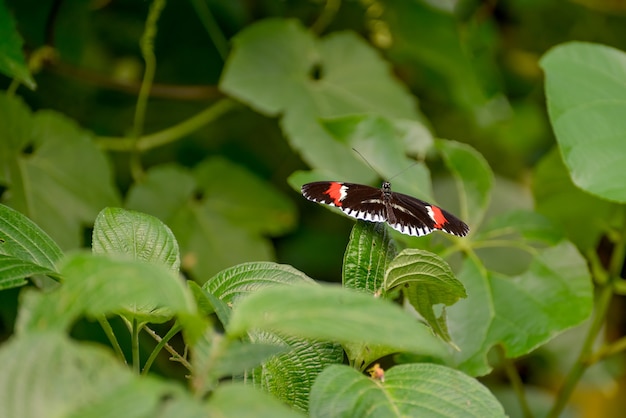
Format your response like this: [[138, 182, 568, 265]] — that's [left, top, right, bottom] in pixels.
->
[[385, 248, 466, 343], [0, 3, 35, 89], [0, 255, 57, 290], [309, 363, 506, 418], [92, 207, 180, 272], [17, 253, 197, 332], [228, 283, 448, 358], [448, 241, 593, 376], [541, 42, 626, 202], [0, 94, 120, 249]]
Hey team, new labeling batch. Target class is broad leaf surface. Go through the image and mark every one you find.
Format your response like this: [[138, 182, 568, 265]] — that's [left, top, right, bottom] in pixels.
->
[[0, 203, 62, 289], [92, 207, 180, 271], [228, 283, 448, 358], [126, 160, 294, 279], [385, 248, 466, 343], [17, 253, 197, 332], [0, 2, 35, 89], [204, 261, 341, 411], [541, 42, 626, 202], [448, 241, 593, 375], [221, 19, 420, 180], [533, 148, 620, 250], [436, 139, 493, 227], [0, 94, 120, 249], [0, 332, 209, 418], [309, 363, 506, 418]]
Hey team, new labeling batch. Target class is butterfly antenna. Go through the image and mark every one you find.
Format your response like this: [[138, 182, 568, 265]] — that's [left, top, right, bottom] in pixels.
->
[[352, 148, 418, 181]]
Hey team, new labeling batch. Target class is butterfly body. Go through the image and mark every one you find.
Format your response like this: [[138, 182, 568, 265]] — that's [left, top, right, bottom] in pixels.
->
[[301, 181, 469, 237]]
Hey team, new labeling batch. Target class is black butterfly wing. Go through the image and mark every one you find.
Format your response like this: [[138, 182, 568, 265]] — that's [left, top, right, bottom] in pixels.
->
[[301, 182, 387, 223], [389, 191, 469, 237]]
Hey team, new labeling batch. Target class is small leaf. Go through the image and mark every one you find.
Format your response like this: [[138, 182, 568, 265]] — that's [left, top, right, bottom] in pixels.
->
[[541, 42, 626, 202], [436, 139, 493, 227], [448, 241, 593, 376], [228, 283, 448, 358], [0, 203, 62, 268], [309, 363, 506, 418], [92, 207, 180, 272], [343, 221, 396, 293], [0, 3, 36, 89], [0, 255, 57, 290], [385, 249, 466, 343], [207, 383, 306, 418]]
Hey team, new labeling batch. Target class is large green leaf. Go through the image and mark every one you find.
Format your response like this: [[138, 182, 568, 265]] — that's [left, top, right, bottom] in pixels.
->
[[203, 261, 341, 412], [448, 241, 593, 376], [309, 363, 506, 418], [0, 203, 62, 289], [385, 248, 466, 343], [16, 253, 197, 333], [92, 207, 180, 272], [207, 383, 306, 418], [221, 18, 420, 180], [0, 94, 120, 249], [0, 332, 209, 418], [0, 2, 35, 89], [541, 42, 626, 202], [228, 283, 448, 358], [533, 148, 620, 251], [126, 160, 295, 280]]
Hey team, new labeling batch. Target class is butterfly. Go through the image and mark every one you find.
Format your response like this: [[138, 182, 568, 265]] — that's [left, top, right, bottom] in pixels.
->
[[301, 181, 469, 237]]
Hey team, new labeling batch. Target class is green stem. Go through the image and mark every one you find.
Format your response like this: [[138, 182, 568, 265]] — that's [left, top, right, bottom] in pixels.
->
[[498, 345, 533, 418], [131, 317, 142, 374], [311, 0, 341, 35], [189, 0, 229, 61], [96, 98, 237, 152], [142, 323, 191, 375], [98, 316, 127, 364], [589, 335, 626, 365]]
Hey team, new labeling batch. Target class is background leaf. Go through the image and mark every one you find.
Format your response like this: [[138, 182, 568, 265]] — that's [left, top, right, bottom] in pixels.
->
[[541, 42, 626, 202], [0, 2, 35, 89]]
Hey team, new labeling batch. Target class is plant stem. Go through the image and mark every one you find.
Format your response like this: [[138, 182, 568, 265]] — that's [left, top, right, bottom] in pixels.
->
[[142, 323, 191, 374], [98, 317, 127, 364], [132, 317, 141, 374], [189, 0, 229, 61], [95, 98, 237, 152], [498, 345, 533, 418], [311, 0, 341, 35]]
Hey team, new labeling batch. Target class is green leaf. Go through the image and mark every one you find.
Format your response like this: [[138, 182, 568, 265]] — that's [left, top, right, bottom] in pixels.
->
[[533, 148, 619, 250], [125, 161, 292, 279], [0, 2, 35, 89], [435, 139, 493, 227], [0, 332, 209, 418], [540, 42, 626, 202], [92, 207, 180, 272], [204, 261, 341, 411], [0, 204, 62, 268], [221, 19, 420, 179], [385, 249, 466, 343], [228, 283, 448, 358], [343, 221, 396, 293], [207, 383, 306, 418], [0, 94, 120, 249], [448, 241, 593, 376], [17, 253, 197, 332], [309, 363, 506, 418], [0, 255, 57, 290]]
